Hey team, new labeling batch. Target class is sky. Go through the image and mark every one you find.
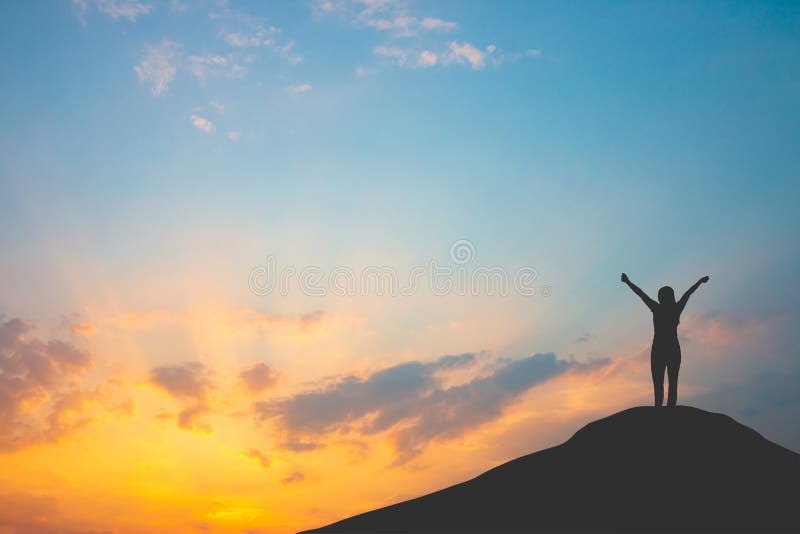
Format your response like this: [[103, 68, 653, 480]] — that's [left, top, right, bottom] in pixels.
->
[[1, 0, 799, 532]]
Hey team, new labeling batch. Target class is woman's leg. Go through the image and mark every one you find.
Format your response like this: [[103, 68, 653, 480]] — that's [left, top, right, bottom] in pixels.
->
[[667, 356, 681, 407], [651, 351, 666, 407]]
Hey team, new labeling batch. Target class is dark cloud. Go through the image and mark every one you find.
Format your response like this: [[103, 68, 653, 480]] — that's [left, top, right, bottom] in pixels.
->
[[0, 317, 95, 451], [254, 353, 477, 436], [150, 362, 210, 400], [256, 352, 604, 463], [240, 362, 278, 394]]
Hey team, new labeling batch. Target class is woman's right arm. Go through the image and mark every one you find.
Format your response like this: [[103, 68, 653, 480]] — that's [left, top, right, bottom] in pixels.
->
[[621, 273, 657, 311]]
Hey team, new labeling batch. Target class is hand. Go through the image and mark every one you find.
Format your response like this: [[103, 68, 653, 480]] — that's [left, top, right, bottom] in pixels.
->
[[700, 275, 710, 284], [621, 273, 629, 284]]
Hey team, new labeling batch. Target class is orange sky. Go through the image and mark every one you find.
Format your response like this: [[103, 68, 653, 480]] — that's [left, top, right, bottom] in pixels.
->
[[0, 302, 776, 534]]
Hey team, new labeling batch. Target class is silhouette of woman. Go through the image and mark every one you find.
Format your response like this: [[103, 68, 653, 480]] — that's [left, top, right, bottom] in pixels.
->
[[621, 273, 709, 407]]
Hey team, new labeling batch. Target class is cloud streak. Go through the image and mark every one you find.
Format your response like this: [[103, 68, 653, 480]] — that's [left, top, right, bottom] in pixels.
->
[[256, 352, 606, 463]]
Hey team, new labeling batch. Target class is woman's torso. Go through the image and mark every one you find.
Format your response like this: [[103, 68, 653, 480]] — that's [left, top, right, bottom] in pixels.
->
[[652, 304, 680, 344]]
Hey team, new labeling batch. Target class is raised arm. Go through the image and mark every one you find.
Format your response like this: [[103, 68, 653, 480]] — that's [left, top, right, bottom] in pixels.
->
[[621, 273, 657, 311], [677, 275, 710, 312]]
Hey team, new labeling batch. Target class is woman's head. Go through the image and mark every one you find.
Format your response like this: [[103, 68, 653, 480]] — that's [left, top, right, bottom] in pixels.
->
[[658, 286, 675, 304]]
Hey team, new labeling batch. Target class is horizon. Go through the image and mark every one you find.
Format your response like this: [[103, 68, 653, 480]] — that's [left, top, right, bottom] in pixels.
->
[[1, 1, 799, 533]]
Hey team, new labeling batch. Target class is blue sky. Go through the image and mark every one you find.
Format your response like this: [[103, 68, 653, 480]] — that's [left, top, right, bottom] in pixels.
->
[[0, 2, 799, 531]]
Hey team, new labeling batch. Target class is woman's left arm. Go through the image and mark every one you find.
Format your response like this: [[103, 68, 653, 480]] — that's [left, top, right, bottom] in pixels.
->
[[678, 275, 710, 312]]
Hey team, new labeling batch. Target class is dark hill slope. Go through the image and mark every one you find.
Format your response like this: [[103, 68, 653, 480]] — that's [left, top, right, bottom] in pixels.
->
[[302, 406, 799, 533]]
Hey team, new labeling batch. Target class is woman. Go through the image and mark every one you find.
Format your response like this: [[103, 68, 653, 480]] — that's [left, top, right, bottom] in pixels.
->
[[621, 273, 709, 407]]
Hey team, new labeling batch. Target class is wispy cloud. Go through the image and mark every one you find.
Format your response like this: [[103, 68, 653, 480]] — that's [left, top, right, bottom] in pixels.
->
[[374, 45, 409, 66], [281, 471, 305, 484], [315, 1, 538, 74], [134, 40, 180, 96], [286, 83, 312, 94], [72, 0, 152, 22], [373, 41, 518, 71], [215, 8, 303, 65], [190, 114, 214, 133], [185, 54, 228, 80], [244, 448, 270, 468], [314, 0, 457, 37], [227, 130, 241, 141], [129, 7, 301, 99], [61, 313, 97, 337], [420, 17, 457, 31]]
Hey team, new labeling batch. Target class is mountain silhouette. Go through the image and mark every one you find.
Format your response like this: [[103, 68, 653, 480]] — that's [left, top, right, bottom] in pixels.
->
[[301, 406, 799, 533]]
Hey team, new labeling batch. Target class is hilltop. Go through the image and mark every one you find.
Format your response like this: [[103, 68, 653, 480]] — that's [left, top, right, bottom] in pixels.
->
[[302, 406, 799, 533]]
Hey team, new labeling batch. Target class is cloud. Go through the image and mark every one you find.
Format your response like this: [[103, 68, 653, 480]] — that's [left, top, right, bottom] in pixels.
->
[[177, 404, 212, 433], [374, 42, 519, 71], [355, 66, 374, 77], [63, 316, 97, 337], [190, 115, 214, 133], [0, 317, 97, 451], [256, 353, 476, 435], [216, 10, 302, 65], [239, 362, 278, 393], [420, 17, 457, 31], [244, 448, 270, 468], [256, 352, 601, 462], [286, 83, 312, 94], [134, 40, 180, 96], [149, 362, 211, 400], [417, 50, 437, 67], [222, 28, 278, 48], [240, 362, 278, 394], [186, 54, 230, 80], [127, 8, 300, 96], [281, 439, 325, 452], [150, 362, 214, 433], [315, 1, 456, 37], [364, 14, 416, 36], [487, 46, 544, 67], [281, 471, 305, 484], [227, 131, 241, 141], [72, 0, 152, 22], [374, 45, 409, 66], [446, 41, 486, 69]]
